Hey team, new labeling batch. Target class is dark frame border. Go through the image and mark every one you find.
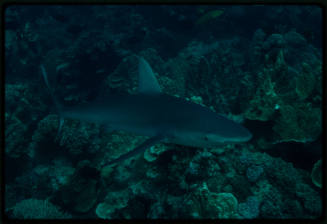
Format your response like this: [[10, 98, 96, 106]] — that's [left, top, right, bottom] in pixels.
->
[[0, 1, 326, 224]]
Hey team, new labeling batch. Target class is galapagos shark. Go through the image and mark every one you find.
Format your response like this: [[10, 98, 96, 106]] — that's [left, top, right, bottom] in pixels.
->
[[40, 57, 252, 166]]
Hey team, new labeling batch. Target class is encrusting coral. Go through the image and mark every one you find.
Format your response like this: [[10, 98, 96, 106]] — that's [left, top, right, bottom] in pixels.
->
[[311, 159, 322, 188]]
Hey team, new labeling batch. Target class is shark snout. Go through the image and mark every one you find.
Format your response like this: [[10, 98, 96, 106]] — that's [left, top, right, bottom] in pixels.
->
[[240, 126, 252, 142]]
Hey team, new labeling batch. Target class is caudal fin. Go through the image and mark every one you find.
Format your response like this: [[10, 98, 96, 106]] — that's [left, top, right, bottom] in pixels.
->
[[40, 65, 64, 138]]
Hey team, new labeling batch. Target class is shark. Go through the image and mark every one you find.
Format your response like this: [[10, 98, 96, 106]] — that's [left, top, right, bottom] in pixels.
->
[[40, 57, 252, 166]]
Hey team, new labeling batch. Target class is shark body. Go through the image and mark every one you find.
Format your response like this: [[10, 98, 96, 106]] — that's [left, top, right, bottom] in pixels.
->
[[41, 57, 252, 165]]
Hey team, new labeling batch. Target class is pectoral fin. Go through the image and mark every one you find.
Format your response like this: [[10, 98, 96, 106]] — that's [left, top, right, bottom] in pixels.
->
[[104, 135, 165, 166]]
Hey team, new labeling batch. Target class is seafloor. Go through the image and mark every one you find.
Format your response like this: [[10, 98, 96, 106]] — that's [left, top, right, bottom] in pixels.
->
[[4, 5, 323, 219]]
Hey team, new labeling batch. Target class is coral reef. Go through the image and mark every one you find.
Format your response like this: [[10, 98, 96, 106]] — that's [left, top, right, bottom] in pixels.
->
[[5, 113, 29, 158], [238, 196, 260, 219], [143, 143, 169, 162], [311, 159, 322, 188], [244, 30, 322, 143], [59, 161, 99, 213], [246, 165, 264, 183], [184, 183, 238, 219], [95, 189, 130, 219], [10, 198, 71, 219], [273, 103, 321, 143]]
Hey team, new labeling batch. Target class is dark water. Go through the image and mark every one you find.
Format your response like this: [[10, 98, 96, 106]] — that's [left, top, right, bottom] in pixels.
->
[[4, 5, 323, 219]]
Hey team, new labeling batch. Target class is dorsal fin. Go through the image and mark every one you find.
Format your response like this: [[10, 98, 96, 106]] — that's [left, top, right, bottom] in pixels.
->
[[138, 57, 161, 94]]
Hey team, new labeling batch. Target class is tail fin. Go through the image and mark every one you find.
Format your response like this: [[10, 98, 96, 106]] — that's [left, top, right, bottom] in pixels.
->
[[40, 65, 64, 138]]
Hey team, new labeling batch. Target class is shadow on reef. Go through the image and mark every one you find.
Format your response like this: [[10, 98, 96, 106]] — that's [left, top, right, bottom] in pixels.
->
[[264, 136, 322, 171], [244, 119, 322, 171]]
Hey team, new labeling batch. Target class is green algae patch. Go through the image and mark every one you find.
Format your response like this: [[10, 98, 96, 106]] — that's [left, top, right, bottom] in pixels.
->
[[195, 10, 224, 26]]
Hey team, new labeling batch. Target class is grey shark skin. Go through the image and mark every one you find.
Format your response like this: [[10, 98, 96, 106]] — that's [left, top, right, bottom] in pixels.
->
[[41, 57, 252, 165]]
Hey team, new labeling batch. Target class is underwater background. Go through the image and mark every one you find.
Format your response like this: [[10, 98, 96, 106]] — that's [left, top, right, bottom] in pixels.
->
[[4, 5, 323, 219]]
